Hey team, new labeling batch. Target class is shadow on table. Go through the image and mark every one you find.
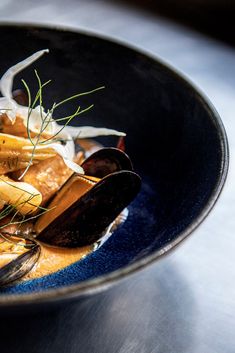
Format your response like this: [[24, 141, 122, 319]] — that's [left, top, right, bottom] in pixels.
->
[[0, 261, 197, 353], [115, 0, 235, 46]]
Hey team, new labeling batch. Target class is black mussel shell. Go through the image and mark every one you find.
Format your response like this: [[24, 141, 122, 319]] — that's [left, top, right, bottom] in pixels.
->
[[81, 148, 133, 178], [0, 244, 40, 287], [37, 171, 141, 248]]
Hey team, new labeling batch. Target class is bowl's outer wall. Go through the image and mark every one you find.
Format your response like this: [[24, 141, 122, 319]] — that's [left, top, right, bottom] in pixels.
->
[[0, 26, 226, 300]]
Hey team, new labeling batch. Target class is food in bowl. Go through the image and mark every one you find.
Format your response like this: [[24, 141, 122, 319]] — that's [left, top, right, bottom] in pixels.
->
[[0, 50, 141, 286]]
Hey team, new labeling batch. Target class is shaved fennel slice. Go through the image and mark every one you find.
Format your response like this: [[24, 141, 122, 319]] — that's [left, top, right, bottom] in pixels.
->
[[64, 125, 126, 138], [18, 105, 55, 136], [0, 97, 17, 121], [0, 49, 49, 100], [23, 128, 84, 175], [24, 143, 84, 174]]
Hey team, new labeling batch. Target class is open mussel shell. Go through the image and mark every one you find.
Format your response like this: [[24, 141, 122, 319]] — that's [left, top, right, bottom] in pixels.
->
[[0, 243, 40, 286], [81, 148, 133, 178], [37, 171, 141, 248]]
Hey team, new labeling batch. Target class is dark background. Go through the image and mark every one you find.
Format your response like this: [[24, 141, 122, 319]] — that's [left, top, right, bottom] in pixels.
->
[[119, 0, 235, 45]]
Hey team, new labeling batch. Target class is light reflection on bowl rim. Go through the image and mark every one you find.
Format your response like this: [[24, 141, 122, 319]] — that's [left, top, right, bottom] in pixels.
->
[[0, 22, 229, 308]]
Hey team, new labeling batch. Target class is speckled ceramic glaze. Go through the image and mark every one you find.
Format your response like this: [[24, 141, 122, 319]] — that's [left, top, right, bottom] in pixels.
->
[[0, 24, 228, 308]]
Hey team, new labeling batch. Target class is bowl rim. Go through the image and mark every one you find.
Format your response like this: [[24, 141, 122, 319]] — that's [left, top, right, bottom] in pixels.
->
[[0, 22, 229, 308]]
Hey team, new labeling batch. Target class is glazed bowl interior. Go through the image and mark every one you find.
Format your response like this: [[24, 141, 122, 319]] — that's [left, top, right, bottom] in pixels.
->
[[0, 25, 228, 305]]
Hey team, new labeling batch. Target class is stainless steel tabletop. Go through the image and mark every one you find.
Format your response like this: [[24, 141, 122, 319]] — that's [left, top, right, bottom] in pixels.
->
[[0, 1, 234, 352]]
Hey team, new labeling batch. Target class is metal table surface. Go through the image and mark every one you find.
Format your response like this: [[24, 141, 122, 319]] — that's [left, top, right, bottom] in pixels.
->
[[0, 1, 234, 352]]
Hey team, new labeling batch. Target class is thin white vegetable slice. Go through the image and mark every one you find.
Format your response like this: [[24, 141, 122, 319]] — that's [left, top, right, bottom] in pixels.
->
[[64, 125, 126, 138], [0, 49, 49, 99]]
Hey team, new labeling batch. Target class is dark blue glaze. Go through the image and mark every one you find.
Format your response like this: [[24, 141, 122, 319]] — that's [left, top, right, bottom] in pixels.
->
[[0, 26, 228, 296]]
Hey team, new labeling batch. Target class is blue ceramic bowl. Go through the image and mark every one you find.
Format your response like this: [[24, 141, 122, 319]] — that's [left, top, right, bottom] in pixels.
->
[[0, 24, 228, 309]]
